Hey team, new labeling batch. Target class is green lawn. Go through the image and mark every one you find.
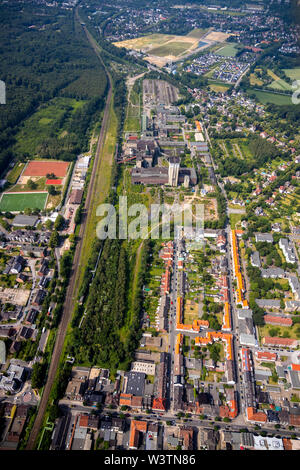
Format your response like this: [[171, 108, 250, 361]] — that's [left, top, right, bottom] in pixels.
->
[[229, 213, 242, 229], [215, 43, 238, 57], [0, 192, 48, 211]]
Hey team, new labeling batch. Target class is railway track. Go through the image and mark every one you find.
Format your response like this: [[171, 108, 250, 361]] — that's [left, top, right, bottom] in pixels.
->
[[26, 19, 113, 450]]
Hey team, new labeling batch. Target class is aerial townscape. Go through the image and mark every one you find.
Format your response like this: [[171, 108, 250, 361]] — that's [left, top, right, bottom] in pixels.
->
[[1, 0, 300, 457]]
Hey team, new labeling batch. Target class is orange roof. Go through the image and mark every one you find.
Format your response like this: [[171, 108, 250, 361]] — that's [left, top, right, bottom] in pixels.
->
[[119, 393, 132, 406], [193, 319, 209, 329], [195, 331, 233, 360], [129, 420, 147, 449], [195, 120, 202, 131], [176, 297, 183, 324], [236, 289, 242, 304], [291, 364, 300, 371], [222, 302, 231, 331], [131, 396, 143, 407], [256, 350, 277, 361], [175, 333, 183, 354], [78, 415, 89, 428], [228, 400, 238, 419], [263, 336, 297, 346], [264, 315, 292, 326], [283, 438, 292, 450], [152, 397, 166, 411], [246, 407, 267, 423], [219, 400, 237, 419]]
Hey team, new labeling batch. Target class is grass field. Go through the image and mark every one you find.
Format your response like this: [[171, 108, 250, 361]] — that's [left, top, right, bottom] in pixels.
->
[[6, 163, 25, 184], [247, 88, 292, 105], [114, 34, 176, 51], [208, 79, 231, 93], [267, 70, 292, 91], [186, 28, 209, 39], [269, 79, 292, 91], [124, 87, 141, 132], [150, 40, 195, 57], [215, 43, 238, 57], [209, 83, 231, 92], [13, 97, 86, 156], [284, 68, 300, 80], [229, 213, 242, 229], [0, 192, 48, 211]]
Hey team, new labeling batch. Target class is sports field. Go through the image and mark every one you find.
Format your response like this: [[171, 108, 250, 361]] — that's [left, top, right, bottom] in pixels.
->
[[0, 192, 48, 212], [23, 161, 69, 177]]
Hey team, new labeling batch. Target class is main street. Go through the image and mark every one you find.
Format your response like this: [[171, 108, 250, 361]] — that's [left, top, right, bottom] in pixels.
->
[[203, 123, 245, 424], [168, 240, 178, 409]]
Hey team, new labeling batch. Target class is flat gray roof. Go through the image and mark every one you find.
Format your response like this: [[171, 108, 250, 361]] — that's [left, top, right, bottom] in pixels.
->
[[12, 215, 38, 227]]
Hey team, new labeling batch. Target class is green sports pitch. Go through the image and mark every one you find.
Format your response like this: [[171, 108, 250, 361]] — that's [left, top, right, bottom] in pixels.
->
[[0, 192, 48, 212]]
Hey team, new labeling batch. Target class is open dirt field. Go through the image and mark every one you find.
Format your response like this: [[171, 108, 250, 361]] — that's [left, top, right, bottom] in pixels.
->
[[205, 31, 232, 42], [114, 30, 222, 67]]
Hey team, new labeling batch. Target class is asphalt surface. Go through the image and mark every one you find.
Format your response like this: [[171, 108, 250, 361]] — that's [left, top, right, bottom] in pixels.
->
[[25, 19, 113, 450]]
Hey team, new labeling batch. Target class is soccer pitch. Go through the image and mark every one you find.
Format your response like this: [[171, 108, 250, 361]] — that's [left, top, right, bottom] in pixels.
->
[[0, 192, 48, 212]]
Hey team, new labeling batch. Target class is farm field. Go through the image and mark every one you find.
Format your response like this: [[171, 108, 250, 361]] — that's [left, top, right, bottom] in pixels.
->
[[269, 79, 292, 91], [267, 70, 292, 91], [250, 73, 263, 86], [284, 67, 300, 80], [0, 192, 48, 212], [246, 88, 293, 105]]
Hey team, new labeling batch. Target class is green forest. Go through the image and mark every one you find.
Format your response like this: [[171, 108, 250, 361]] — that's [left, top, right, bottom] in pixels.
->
[[0, 1, 108, 175], [68, 238, 151, 373]]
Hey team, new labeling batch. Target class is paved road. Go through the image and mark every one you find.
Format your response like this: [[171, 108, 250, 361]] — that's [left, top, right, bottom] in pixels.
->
[[25, 17, 113, 450]]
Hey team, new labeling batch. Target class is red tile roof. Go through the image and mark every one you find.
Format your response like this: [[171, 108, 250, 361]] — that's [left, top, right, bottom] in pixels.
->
[[264, 315, 292, 326]]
